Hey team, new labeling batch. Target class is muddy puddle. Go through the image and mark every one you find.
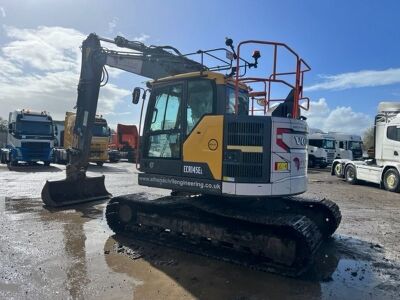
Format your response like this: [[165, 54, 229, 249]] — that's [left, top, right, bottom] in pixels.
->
[[1, 196, 399, 300]]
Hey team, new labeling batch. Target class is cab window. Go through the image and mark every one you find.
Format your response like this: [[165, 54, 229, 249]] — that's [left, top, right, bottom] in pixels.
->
[[226, 87, 249, 115], [146, 84, 183, 158], [309, 139, 322, 148], [186, 79, 214, 134], [150, 85, 182, 132], [387, 126, 400, 142]]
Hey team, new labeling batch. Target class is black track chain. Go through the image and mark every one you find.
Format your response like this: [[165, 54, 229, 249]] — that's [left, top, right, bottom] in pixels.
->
[[106, 194, 324, 276], [188, 194, 341, 238], [282, 197, 342, 238]]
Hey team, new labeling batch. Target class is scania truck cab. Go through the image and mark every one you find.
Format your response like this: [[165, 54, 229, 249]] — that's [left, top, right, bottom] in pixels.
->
[[0, 109, 55, 167], [308, 132, 336, 167], [333, 102, 400, 192], [330, 132, 363, 160]]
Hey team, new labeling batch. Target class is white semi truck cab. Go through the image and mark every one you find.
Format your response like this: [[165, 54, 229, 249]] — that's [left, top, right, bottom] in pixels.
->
[[0, 109, 55, 167], [329, 132, 363, 160], [307, 145, 328, 168], [308, 132, 336, 167], [332, 102, 400, 192]]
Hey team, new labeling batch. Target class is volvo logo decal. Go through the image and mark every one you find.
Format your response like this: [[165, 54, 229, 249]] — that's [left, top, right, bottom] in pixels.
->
[[294, 136, 307, 146], [208, 139, 218, 151]]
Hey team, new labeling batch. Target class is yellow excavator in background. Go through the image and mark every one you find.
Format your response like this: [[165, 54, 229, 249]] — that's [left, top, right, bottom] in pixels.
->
[[42, 34, 341, 276]]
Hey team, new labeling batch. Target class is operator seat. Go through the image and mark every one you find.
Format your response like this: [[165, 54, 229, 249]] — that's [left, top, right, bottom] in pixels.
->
[[271, 89, 299, 118]]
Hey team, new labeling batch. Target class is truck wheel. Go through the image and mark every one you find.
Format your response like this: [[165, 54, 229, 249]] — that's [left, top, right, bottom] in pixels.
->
[[44, 161, 51, 167], [7, 160, 17, 170], [96, 162, 104, 166], [334, 163, 342, 177], [383, 168, 400, 192], [345, 165, 358, 185]]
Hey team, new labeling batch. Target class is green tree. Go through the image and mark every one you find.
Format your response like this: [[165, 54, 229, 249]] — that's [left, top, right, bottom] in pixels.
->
[[363, 126, 374, 149], [0, 117, 8, 132]]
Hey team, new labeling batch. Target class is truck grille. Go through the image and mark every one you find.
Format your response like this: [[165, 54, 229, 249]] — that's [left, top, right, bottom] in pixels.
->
[[21, 142, 51, 159], [327, 152, 334, 164], [90, 150, 103, 155], [352, 150, 363, 160], [223, 117, 271, 182]]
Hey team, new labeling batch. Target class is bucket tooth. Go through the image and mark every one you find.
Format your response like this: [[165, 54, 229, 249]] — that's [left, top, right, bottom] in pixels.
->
[[41, 175, 111, 207]]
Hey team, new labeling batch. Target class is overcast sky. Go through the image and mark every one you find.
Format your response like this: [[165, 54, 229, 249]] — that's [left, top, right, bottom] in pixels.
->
[[0, 0, 400, 134]]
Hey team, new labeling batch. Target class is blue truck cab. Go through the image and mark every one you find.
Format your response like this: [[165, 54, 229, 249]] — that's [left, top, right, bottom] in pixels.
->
[[0, 109, 55, 167]]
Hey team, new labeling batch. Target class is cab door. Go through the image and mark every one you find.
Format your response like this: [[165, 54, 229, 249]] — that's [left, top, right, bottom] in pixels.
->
[[384, 125, 400, 162], [140, 82, 185, 175]]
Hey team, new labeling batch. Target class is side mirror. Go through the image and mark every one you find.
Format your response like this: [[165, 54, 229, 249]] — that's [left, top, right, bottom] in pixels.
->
[[132, 87, 141, 105], [54, 125, 58, 136], [8, 123, 12, 133]]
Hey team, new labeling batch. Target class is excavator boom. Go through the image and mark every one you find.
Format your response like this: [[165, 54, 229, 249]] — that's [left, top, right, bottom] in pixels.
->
[[42, 33, 204, 207]]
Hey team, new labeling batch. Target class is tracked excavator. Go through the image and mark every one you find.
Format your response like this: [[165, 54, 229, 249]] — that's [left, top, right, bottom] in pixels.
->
[[42, 34, 341, 276]]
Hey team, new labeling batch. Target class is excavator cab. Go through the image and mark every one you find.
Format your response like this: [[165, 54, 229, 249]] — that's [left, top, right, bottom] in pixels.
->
[[135, 38, 312, 197]]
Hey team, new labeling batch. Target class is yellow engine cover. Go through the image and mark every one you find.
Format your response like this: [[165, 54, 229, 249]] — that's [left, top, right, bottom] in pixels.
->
[[183, 115, 223, 180]]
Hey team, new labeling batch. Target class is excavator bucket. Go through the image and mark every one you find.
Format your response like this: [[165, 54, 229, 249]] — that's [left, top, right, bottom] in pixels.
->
[[41, 175, 111, 207]]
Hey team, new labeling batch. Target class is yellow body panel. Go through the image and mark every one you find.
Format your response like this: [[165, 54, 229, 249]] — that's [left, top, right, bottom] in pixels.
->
[[183, 115, 224, 180], [63, 112, 109, 163]]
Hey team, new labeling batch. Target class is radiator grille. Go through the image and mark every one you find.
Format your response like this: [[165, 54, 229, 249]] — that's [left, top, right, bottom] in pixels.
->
[[225, 164, 263, 178], [227, 122, 264, 146], [242, 152, 263, 164], [21, 142, 50, 159], [224, 120, 266, 181], [327, 152, 334, 163]]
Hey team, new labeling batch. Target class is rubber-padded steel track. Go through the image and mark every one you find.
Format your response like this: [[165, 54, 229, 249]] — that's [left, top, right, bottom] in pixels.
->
[[282, 197, 341, 238], [105, 193, 341, 276]]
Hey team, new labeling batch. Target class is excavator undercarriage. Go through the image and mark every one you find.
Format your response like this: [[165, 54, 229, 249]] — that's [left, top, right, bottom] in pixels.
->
[[106, 193, 341, 276]]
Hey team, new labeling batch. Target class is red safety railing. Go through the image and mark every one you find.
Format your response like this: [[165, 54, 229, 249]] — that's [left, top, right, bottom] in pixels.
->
[[234, 40, 311, 118]]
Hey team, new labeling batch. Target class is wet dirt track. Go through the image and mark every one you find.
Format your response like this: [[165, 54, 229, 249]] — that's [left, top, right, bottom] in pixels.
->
[[1, 163, 399, 299]]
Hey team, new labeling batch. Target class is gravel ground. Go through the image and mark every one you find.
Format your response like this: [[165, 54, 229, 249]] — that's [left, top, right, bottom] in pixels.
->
[[0, 162, 399, 299]]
